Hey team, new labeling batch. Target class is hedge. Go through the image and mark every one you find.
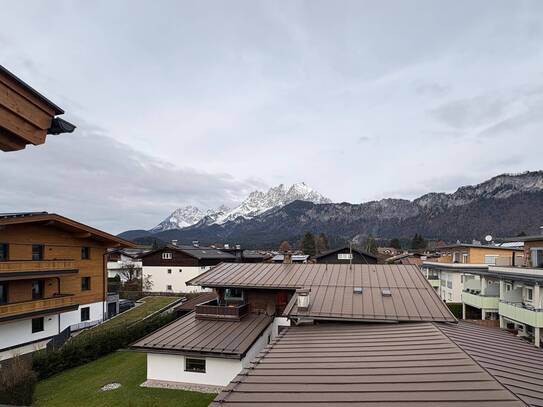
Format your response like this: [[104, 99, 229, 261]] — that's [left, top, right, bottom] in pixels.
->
[[32, 312, 176, 380], [0, 355, 37, 406]]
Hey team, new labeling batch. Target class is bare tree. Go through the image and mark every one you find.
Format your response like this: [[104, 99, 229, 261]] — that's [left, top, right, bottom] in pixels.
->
[[117, 263, 141, 282]]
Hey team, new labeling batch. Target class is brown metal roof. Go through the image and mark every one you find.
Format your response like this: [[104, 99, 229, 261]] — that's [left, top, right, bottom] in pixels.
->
[[174, 292, 217, 312], [211, 322, 526, 407], [438, 322, 543, 407], [131, 312, 272, 359], [188, 263, 456, 323]]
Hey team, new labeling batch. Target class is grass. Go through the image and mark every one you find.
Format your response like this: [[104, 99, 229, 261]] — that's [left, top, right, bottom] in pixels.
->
[[87, 296, 180, 333], [34, 351, 215, 407]]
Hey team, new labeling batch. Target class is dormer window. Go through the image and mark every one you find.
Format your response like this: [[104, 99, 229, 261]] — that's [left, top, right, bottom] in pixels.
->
[[162, 252, 172, 260]]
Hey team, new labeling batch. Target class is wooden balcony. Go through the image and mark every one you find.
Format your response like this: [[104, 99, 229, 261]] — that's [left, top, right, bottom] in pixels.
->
[[195, 300, 249, 321], [0, 260, 77, 280], [0, 294, 77, 322]]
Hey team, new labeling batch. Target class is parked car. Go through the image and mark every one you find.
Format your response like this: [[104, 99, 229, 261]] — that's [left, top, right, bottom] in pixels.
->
[[118, 299, 135, 313]]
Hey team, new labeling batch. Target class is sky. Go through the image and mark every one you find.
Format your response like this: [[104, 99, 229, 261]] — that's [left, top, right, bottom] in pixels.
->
[[1, 0, 543, 234]]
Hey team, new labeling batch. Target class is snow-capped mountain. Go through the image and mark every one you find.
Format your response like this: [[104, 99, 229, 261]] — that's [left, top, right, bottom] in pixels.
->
[[151, 182, 331, 232], [150, 205, 229, 232]]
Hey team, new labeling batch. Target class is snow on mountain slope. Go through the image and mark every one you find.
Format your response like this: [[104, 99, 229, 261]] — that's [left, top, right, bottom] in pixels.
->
[[150, 182, 331, 232]]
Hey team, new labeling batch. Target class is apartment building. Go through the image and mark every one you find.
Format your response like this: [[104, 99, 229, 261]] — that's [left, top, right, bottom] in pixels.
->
[[0, 212, 135, 360], [0, 65, 75, 152], [422, 243, 523, 303], [107, 248, 146, 282], [140, 244, 236, 294]]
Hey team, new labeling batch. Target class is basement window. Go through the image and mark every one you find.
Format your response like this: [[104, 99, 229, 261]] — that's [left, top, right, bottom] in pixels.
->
[[81, 307, 90, 322], [381, 288, 392, 297], [185, 358, 206, 373]]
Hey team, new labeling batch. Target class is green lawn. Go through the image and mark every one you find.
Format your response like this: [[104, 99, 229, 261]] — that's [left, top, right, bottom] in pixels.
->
[[34, 351, 215, 407], [87, 296, 180, 333]]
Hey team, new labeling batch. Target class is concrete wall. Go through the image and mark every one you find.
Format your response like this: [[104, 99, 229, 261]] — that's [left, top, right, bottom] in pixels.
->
[[143, 266, 209, 293], [147, 353, 242, 386]]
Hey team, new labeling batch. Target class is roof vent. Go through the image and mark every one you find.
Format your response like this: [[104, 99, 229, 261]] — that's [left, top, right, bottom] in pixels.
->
[[296, 288, 310, 310], [353, 287, 363, 294], [381, 288, 392, 297]]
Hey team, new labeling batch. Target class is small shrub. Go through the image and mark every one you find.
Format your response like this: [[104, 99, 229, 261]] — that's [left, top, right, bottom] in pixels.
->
[[32, 312, 176, 380], [0, 355, 37, 406]]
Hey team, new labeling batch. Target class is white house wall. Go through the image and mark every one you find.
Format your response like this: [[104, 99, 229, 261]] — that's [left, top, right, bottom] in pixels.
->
[[147, 353, 242, 386], [143, 266, 210, 293]]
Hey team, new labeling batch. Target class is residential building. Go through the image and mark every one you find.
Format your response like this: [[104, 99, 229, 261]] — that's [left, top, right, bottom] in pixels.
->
[[106, 248, 146, 282], [386, 251, 439, 266], [140, 244, 236, 294], [0, 212, 135, 360], [314, 246, 378, 264], [422, 243, 523, 303], [270, 253, 309, 263], [132, 263, 456, 391], [217, 245, 271, 263], [0, 65, 75, 152]]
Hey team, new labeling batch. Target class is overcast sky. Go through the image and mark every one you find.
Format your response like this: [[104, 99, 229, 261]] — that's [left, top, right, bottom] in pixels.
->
[[1, 1, 543, 233]]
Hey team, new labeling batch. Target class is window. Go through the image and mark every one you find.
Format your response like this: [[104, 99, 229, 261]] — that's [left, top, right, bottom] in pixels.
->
[[0, 243, 8, 261], [167, 269, 172, 274], [527, 288, 533, 301], [162, 252, 173, 260], [338, 253, 353, 260], [166, 285, 172, 290], [452, 252, 461, 263], [81, 246, 90, 260], [32, 280, 44, 300], [32, 244, 44, 261], [81, 277, 91, 291], [81, 307, 90, 321], [531, 248, 543, 268], [484, 255, 498, 265], [31, 317, 44, 333], [506, 283, 512, 292], [440, 279, 446, 287], [447, 281, 453, 289], [0, 283, 7, 304], [179, 269, 182, 273], [225, 288, 243, 300], [462, 253, 468, 263], [185, 358, 206, 373]]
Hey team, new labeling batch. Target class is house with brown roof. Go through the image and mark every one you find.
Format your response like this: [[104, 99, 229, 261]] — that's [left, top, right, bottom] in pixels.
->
[[132, 263, 456, 391], [0, 212, 135, 360]]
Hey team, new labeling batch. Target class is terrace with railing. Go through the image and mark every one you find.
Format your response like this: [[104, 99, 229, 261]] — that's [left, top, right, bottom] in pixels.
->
[[195, 299, 249, 321]]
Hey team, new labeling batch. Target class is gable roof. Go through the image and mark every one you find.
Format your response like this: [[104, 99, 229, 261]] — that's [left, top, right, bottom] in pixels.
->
[[211, 322, 525, 407], [438, 321, 543, 407], [0, 212, 136, 247], [139, 244, 236, 260], [315, 246, 378, 261], [187, 263, 456, 323], [132, 312, 272, 359]]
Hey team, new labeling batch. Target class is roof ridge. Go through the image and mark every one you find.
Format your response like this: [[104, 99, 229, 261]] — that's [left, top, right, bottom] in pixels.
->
[[434, 322, 529, 406]]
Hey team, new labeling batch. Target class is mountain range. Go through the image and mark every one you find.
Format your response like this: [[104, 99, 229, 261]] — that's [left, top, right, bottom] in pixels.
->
[[119, 171, 543, 248]]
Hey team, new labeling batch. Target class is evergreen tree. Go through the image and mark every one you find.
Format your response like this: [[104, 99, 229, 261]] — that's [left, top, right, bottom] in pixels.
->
[[300, 232, 317, 256], [316, 233, 329, 254], [410, 233, 427, 250], [279, 240, 291, 252], [364, 234, 378, 255], [389, 238, 402, 250]]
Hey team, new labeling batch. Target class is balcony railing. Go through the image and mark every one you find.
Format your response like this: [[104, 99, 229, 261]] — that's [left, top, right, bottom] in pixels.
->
[[462, 291, 499, 310], [0, 294, 76, 320], [0, 260, 76, 273], [195, 300, 249, 321], [499, 301, 543, 328]]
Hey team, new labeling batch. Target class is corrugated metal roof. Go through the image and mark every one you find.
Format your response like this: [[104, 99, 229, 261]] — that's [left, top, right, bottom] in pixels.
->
[[211, 322, 525, 407], [188, 263, 456, 322], [131, 312, 272, 358], [438, 321, 543, 407]]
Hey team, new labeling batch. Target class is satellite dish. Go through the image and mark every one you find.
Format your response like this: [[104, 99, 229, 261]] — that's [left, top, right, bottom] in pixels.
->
[[485, 235, 493, 242]]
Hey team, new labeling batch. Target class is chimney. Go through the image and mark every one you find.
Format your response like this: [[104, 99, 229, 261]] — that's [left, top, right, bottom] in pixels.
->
[[192, 240, 199, 247], [171, 240, 178, 246], [284, 251, 293, 264], [296, 288, 310, 310]]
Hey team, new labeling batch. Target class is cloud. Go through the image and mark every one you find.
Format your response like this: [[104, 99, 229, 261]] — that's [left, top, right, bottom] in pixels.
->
[[0, 123, 262, 234]]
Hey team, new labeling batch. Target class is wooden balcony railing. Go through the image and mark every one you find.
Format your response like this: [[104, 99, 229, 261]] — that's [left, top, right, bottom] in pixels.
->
[[0, 260, 76, 273], [195, 300, 249, 321], [0, 294, 76, 320]]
